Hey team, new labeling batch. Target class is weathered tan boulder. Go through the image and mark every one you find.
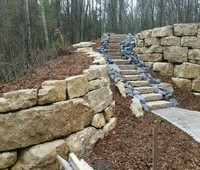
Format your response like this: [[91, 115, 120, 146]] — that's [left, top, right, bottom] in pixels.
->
[[103, 118, 117, 136], [91, 113, 106, 128], [192, 77, 200, 92], [83, 68, 100, 81], [172, 77, 191, 91], [140, 29, 152, 39], [76, 47, 93, 53], [159, 83, 174, 93], [161, 36, 180, 46], [103, 101, 115, 121], [38, 80, 66, 105], [174, 23, 198, 36], [0, 89, 37, 113], [140, 46, 162, 54], [65, 127, 105, 157], [92, 57, 106, 65], [116, 82, 126, 98], [140, 54, 163, 62], [181, 36, 200, 49], [73, 42, 95, 48], [144, 62, 154, 68], [174, 63, 200, 79], [198, 28, 200, 38], [163, 46, 188, 63], [89, 77, 108, 91], [0, 151, 17, 169], [11, 139, 68, 170], [188, 49, 200, 60], [153, 62, 174, 76], [145, 38, 160, 46], [83, 86, 113, 113], [130, 99, 144, 118], [136, 39, 144, 47], [66, 75, 89, 99], [133, 47, 141, 54], [0, 99, 93, 151], [189, 60, 197, 64], [152, 26, 173, 37]]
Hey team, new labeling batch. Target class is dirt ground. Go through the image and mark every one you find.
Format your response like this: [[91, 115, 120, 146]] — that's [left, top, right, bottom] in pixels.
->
[[1, 42, 200, 170]]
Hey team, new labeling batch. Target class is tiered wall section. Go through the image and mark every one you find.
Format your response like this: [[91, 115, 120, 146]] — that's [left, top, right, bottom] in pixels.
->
[[0, 43, 116, 170], [134, 23, 200, 95]]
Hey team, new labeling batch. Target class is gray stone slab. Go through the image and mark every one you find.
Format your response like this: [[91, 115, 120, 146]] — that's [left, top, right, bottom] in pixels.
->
[[152, 107, 200, 143]]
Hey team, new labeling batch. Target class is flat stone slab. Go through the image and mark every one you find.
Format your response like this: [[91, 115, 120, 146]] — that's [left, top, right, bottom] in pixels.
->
[[152, 107, 200, 143]]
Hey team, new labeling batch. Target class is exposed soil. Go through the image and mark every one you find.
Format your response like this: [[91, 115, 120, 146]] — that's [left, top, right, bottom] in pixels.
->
[[1, 42, 200, 169]]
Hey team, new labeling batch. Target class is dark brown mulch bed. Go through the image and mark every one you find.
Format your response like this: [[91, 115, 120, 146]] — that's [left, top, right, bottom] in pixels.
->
[[0, 42, 200, 169]]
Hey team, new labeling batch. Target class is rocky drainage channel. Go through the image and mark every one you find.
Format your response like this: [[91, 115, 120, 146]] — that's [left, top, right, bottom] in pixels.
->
[[97, 33, 179, 117]]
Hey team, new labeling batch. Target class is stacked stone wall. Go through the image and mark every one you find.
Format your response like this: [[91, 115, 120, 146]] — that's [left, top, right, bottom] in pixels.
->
[[0, 43, 116, 170], [134, 23, 200, 94]]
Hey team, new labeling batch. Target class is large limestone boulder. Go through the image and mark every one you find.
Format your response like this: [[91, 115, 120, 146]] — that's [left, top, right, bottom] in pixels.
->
[[139, 29, 152, 39], [89, 77, 108, 91], [83, 86, 113, 113], [159, 83, 174, 93], [140, 46, 163, 54], [0, 89, 37, 113], [0, 151, 17, 169], [163, 46, 188, 63], [172, 77, 191, 91], [153, 62, 174, 76], [130, 99, 144, 118], [181, 36, 200, 49], [136, 39, 144, 47], [103, 118, 117, 136], [65, 127, 105, 157], [38, 80, 66, 105], [0, 98, 93, 151], [174, 23, 198, 36], [152, 26, 173, 38], [140, 54, 163, 62], [83, 68, 100, 81], [192, 77, 200, 92], [161, 36, 180, 46], [188, 49, 200, 60], [103, 101, 115, 121], [116, 82, 126, 98], [11, 139, 68, 170], [66, 75, 89, 99], [73, 41, 95, 48], [91, 113, 106, 128], [144, 38, 160, 46], [174, 63, 200, 79]]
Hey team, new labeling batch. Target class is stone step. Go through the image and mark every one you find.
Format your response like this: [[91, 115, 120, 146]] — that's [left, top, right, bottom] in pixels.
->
[[108, 52, 121, 56], [107, 49, 120, 52], [110, 34, 126, 38], [111, 55, 121, 59], [141, 93, 163, 102], [146, 100, 172, 110], [108, 43, 121, 49], [123, 75, 143, 81], [134, 86, 155, 94], [121, 70, 138, 75], [112, 59, 130, 65], [118, 65, 136, 70], [109, 38, 124, 43], [129, 80, 149, 87]]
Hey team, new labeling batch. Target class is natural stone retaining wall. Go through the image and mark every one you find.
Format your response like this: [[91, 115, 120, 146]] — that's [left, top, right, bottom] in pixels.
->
[[0, 42, 116, 170], [134, 23, 200, 95]]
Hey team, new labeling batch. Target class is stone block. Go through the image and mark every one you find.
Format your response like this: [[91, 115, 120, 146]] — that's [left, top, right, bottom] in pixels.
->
[[159, 83, 174, 93], [103, 101, 115, 121], [172, 77, 191, 91], [91, 113, 106, 128], [181, 36, 200, 49], [89, 77, 108, 91], [192, 77, 200, 92], [161, 36, 180, 46], [140, 54, 163, 62], [145, 38, 160, 46], [0, 99, 93, 151], [116, 82, 126, 98], [163, 46, 188, 63], [0, 151, 17, 169], [133, 47, 141, 54], [152, 26, 173, 37], [103, 118, 117, 136], [130, 99, 144, 118], [83, 68, 100, 81], [0, 89, 37, 113], [174, 63, 200, 79], [188, 49, 200, 60], [11, 139, 68, 170], [140, 29, 152, 39], [174, 23, 198, 36], [153, 62, 174, 76], [83, 86, 113, 113], [189, 60, 197, 64], [66, 75, 89, 99], [136, 39, 144, 47], [65, 127, 105, 157]]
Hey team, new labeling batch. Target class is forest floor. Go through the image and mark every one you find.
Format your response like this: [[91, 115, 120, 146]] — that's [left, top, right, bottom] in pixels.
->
[[1, 41, 200, 169]]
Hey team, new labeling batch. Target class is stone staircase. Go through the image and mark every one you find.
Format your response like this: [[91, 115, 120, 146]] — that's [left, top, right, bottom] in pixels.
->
[[108, 34, 172, 110]]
